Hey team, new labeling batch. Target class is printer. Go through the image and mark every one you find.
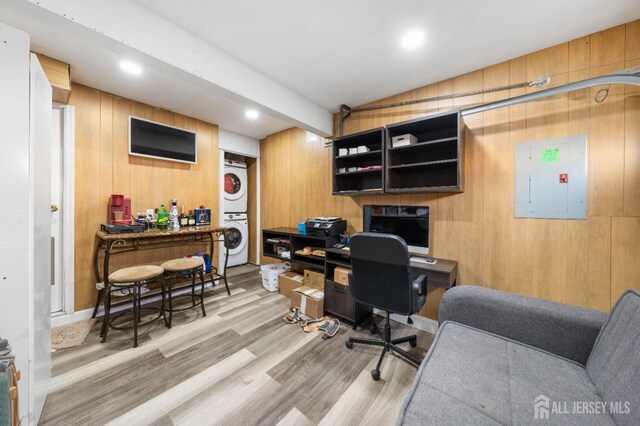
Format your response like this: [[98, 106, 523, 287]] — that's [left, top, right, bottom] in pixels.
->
[[305, 217, 347, 237]]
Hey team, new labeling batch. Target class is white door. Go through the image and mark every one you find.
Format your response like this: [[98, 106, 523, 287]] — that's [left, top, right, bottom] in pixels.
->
[[30, 53, 52, 422], [51, 107, 63, 313]]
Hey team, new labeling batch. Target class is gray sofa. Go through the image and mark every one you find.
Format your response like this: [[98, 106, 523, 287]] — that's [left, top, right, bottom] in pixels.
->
[[398, 286, 640, 425]]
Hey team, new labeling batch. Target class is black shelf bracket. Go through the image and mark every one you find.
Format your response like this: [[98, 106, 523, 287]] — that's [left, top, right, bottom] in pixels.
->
[[338, 104, 352, 137]]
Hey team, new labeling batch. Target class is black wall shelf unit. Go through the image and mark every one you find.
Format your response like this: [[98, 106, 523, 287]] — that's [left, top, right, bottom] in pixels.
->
[[332, 127, 385, 196], [386, 110, 464, 193], [330, 110, 464, 195]]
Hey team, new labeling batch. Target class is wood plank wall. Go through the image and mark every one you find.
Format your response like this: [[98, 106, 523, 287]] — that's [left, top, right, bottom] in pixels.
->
[[260, 21, 640, 320], [246, 157, 258, 264], [70, 83, 220, 311], [34, 52, 71, 104]]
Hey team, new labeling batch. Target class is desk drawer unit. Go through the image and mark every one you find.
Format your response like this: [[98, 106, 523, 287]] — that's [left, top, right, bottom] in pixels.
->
[[324, 279, 371, 327]]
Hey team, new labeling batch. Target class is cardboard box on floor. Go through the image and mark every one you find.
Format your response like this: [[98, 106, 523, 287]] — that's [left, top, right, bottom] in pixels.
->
[[291, 286, 324, 319], [303, 269, 324, 290], [278, 271, 304, 297]]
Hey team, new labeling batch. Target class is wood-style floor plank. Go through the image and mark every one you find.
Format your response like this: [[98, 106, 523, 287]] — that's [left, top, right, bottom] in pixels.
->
[[39, 265, 434, 426]]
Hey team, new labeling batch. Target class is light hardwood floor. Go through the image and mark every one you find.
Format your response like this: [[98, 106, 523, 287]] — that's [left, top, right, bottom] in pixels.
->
[[40, 265, 434, 425]]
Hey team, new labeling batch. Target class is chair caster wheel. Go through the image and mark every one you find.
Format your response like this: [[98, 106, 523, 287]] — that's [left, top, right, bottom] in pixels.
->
[[371, 369, 380, 381], [410, 337, 417, 348], [346, 341, 353, 349], [370, 324, 377, 334]]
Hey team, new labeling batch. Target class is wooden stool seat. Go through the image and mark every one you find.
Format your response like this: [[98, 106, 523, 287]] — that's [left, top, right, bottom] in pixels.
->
[[162, 257, 207, 327], [108, 265, 164, 284], [161, 257, 204, 272], [101, 264, 167, 347]]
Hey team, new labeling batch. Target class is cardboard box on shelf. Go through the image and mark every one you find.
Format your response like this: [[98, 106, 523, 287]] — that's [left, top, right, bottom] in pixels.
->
[[291, 286, 324, 319], [304, 269, 324, 290], [278, 271, 304, 297], [333, 267, 351, 286]]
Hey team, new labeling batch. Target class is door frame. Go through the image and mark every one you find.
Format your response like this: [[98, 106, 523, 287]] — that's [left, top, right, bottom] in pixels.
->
[[219, 150, 261, 266], [51, 103, 75, 321]]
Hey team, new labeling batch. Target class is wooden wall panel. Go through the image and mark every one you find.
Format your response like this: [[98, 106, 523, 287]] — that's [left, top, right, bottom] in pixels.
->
[[34, 53, 71, 103], [70, 83, 220, 311], [260, 20, 640, 320], [247, 157, 258, 264], [611, 217, 640, 304], [73, 85, 102, 312]]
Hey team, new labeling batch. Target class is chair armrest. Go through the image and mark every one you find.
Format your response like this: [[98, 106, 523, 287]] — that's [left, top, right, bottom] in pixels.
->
[[439, 285, 608, 366], [413, 274, 427, 295]]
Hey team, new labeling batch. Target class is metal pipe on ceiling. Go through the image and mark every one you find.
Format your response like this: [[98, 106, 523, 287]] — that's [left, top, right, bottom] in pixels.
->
[[461, 70, 640, 116], [334, 67, 640, 139]]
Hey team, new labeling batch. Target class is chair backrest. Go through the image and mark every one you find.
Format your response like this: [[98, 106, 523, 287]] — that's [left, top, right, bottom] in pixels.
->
[[586, 289, 640, 425], [350, 232, 414, 315]]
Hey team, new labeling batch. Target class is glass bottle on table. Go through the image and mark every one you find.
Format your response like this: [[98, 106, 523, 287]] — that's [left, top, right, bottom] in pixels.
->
[[188, 209, 195, 226], [168, 199, 180, 231], [157, 204, 168, 230], [179, 205, 188, 227]]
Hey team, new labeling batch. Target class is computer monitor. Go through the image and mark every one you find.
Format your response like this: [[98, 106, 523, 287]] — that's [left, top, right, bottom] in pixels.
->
[[362, 205, 429, 255]]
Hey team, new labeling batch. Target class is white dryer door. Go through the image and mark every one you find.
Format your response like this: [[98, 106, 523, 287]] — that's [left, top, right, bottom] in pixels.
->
[[224, 166, 247, 201], [225, 220, 248, 255]]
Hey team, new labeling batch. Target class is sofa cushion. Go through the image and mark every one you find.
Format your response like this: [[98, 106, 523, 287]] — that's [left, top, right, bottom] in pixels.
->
[[398, 322, 614, 426], [586, 289, 640, 426]]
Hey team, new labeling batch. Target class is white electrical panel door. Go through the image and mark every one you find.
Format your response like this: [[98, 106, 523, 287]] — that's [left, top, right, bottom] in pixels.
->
[[515, 135, 587, 220]]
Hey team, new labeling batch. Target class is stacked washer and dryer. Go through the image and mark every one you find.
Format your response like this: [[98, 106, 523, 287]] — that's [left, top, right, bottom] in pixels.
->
[[223, 159, 249, 266]]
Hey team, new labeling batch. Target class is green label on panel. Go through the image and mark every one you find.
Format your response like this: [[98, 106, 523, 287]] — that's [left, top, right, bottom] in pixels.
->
[[541, 148, 560, 163]]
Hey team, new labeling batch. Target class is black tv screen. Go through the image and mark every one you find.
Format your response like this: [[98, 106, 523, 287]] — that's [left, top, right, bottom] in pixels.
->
[[129, 116, 197, 164]]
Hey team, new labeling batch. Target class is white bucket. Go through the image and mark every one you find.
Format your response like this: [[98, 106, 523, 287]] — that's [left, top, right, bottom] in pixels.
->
[[260, 262, 291, 292]]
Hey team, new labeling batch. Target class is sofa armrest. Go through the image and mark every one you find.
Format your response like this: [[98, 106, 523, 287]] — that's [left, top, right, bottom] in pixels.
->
[[439, 286, 608, 366]]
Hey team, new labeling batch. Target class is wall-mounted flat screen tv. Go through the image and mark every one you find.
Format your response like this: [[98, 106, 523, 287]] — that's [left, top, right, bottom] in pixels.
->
[[129, 116, 197, 164]]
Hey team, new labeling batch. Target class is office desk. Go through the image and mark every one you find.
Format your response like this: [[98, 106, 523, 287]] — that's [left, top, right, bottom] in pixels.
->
[[325, 248, 458, 288], [409, 257, 458, 289], [92, 226, 228, 318], [323, 248, 458, 326]]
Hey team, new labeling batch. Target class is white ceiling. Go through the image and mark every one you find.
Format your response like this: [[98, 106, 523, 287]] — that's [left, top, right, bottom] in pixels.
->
[[138, 0, 640, 110], [1, 0, 639, 139]]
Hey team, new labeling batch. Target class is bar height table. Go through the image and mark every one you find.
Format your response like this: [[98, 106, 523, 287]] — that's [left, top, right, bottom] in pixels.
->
[[91, 226, 228, 318]]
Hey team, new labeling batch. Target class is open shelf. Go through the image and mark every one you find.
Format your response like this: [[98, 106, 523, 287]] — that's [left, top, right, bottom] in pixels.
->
[[386, 110, 464, 193], [388, 159, 458, 170], [387, 136, 457, 151], [335, 149, 382, 159], [335, 168, 383, 176], [325, 257, 351, 268], [332, 128, 385, 196], [262, 228, 338, 272]]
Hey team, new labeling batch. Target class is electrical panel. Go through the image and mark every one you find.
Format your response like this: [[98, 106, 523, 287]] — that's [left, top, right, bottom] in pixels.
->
[[515, 135, 587, 220]]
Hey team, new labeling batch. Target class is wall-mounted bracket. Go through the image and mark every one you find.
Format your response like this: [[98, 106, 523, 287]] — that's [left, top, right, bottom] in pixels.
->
[[338, 104, 352, 137]]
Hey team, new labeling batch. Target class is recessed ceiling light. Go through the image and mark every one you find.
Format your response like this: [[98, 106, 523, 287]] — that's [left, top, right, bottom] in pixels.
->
[[245, 109, 259, 120], [401, 30, 425, 50], [120, 60, 142, 75]]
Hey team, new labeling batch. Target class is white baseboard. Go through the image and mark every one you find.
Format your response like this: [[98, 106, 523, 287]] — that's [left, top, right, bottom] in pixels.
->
[[372, 308, 439, 335], [51, 280, 218, 328]]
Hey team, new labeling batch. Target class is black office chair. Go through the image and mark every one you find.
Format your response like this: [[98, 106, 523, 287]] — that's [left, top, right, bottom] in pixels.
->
[[346, 232, 427, 381]]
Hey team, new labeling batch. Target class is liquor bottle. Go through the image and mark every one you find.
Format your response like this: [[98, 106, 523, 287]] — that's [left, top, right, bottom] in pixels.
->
[[188, 209, 195, 226], [157, 204, 168, 230], [168, 199, 180, 231], [179, 205, 188, 227]]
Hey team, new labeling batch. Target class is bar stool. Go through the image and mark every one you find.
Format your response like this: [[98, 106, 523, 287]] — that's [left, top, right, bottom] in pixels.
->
[[161, 257, 207, 328], [100, 265, 167, 348]]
